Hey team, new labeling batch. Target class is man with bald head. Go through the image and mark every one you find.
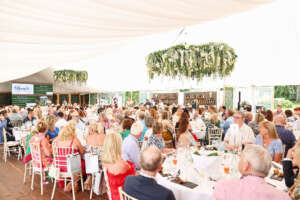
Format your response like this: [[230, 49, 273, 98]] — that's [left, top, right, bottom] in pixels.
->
[[274, 115, 296, 157], [124, 146, 175, 200]]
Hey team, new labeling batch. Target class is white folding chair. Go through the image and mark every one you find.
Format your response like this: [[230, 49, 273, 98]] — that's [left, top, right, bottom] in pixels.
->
[[119, 187, 138, 200], [103, 168, 113, 200], [2, 128, 21, 162], [30, 142, 48, 195], [51, 142, 84, 200], [208, 128, 223, 145], [88, 146, 104, 200], [23, 135, 32, 184]]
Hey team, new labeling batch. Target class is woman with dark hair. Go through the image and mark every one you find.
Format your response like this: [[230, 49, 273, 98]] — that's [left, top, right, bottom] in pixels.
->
[[177, 117, 197, 147], [285, 109, 296, 123], [265, 110, 274, 122], [120, 118, 133, 140]]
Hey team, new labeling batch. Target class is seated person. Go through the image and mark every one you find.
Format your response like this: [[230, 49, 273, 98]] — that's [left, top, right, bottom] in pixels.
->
[[86, 122, 106, 147], [147, 121, 173, 154], [283, 143, 300, 188], [124, 146, 175, 200], [274, 115, 296, 157], [45, 115, 59, 143], [255, 121, 283, 163], [102, 133, 136, 200], [84, 122, 106, 190], [53, 121, 85, 192], [213, 144, 290, 200], [122, 122, 143, 170], [224, 112, 255, 151], [30, 121, 52, 168], [23, 108, 36, 124], [120, 118, 133, 140], [177, 117, 197, 147]]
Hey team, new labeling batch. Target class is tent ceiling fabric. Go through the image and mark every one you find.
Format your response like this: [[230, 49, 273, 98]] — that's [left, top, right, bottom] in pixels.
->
[[0, 0, 274, 83]]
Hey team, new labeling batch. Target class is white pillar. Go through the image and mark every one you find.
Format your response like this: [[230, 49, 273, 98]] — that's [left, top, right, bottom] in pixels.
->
[[178, 92, 184, 106], [250, 85, 256, 114]]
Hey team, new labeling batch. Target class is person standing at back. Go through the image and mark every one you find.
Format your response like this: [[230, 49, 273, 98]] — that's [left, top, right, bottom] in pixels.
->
[[124, 146, 175, 200]]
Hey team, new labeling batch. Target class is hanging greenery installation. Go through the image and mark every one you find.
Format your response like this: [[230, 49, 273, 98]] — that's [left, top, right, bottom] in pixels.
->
[[53, 70, 88, 83], [146, 42, 237, 81]]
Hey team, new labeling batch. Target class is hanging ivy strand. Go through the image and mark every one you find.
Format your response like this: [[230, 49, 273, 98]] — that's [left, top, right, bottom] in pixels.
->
[[146, 42, 237, 81], [53, 70, 88, 83]]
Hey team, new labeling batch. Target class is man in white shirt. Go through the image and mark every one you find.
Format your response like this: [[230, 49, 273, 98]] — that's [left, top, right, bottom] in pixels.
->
[[191, 109, 206, 139], [55, 111, 67, 130], [224, 111, 255, 150]]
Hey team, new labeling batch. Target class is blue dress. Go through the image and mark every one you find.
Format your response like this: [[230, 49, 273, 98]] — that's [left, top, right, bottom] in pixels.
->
[[255, 135, 283, 160], [45, 127, 59, 139]]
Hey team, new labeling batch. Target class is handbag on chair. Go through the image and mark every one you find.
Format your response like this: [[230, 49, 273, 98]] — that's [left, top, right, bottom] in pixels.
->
[[84, 153, 99, 174], [66, 153, 82, 174]]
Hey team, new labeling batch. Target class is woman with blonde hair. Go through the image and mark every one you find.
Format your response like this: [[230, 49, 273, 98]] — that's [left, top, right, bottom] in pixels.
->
[[34, 107, 43, 120], [102, 133, 136, 200], [255, 121, 283, 162], [54, 121, 85, 192], [45, 115, 59, 142], [86, 122, 106, 147], [84, 122, 106, 190]]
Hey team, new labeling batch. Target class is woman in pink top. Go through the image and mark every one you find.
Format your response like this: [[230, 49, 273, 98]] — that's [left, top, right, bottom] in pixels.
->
[[30, 121, 52, 168]]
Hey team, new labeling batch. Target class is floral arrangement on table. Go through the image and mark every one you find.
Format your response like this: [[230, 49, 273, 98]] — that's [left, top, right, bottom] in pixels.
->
[[53, 70, 88, 83], [146, 43, 237, 81]]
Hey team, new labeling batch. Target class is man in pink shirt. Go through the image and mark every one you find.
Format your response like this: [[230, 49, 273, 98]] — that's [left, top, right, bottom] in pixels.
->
[[213, 144, 290, 200]]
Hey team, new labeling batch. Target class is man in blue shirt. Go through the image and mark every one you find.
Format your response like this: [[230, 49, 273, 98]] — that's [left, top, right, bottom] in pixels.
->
[[23, 108, 36, 124], [0, 112, 7, 143], [274, 115, 296, 157], [122, 122, 143, 170], [222, 109, 235, 135], [137, 111, 147, 142]]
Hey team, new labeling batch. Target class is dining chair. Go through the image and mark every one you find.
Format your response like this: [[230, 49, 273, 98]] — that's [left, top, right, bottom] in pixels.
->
[[51, 142, 84, 200], [119, 187, 138, 200], [208, 128, 222, 145], [88, 146, 104, 200], [2, 128, 21, 162], [30, 142, 48, 195]]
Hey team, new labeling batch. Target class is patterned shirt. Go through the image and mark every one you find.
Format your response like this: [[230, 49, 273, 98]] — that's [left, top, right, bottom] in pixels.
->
[[146, 134, 165, 150]]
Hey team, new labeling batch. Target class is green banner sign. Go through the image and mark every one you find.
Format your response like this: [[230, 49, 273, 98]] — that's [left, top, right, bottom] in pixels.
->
[[34, 84, 53, 95]]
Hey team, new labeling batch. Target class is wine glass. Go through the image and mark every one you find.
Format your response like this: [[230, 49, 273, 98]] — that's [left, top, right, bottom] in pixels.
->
[[223, 154, 231, 176]]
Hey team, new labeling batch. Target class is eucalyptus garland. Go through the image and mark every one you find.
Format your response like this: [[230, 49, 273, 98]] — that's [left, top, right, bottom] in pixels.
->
[[146, 43, 237, 81], [53, 70, 88, 83]]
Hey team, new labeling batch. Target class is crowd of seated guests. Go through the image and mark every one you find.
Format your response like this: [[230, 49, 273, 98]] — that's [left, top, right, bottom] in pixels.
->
[[4, 101, 300, 199]]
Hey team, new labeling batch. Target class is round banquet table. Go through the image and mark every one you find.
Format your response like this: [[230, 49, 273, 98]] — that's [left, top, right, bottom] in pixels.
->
[[156, 173, 214, 200]]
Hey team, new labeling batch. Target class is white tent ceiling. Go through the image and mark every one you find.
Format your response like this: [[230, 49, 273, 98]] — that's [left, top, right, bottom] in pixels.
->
[[52, 0, 300, 91], [0, 0, 275, 83]]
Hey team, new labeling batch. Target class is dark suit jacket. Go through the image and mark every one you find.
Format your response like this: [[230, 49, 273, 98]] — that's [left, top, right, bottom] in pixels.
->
[[124, 175, 175, 200], [283, 159, 299, 188]]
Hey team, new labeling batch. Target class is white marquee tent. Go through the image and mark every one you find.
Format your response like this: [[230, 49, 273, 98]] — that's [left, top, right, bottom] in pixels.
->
[[0, 0, 275, 84], [1, 0, 299, 93], [54, 0, 300, 91]]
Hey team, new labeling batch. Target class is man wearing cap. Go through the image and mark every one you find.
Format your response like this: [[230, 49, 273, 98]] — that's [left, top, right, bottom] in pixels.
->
[[122, 122, 143, 170]]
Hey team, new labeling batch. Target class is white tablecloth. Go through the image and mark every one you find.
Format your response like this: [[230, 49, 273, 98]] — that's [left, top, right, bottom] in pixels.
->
[[13, 130, 30, 141], [156, 173, 214, 200]]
